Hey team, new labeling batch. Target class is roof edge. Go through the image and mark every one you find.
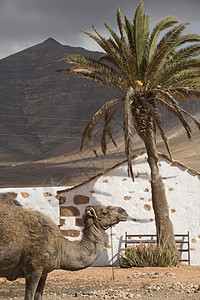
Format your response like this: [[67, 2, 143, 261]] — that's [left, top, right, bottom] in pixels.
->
[[158, 151, 200, 176], [57, 150, 146, 194], [57, 150, 200, 195]]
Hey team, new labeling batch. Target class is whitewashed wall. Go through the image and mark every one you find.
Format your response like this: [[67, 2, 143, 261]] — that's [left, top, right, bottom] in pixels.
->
[[0, 187, 67, 224], [58, 153, 200, 266]]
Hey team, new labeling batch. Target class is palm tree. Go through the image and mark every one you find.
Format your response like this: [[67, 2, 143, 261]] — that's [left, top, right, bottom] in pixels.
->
[[57, 1, 200, 250]]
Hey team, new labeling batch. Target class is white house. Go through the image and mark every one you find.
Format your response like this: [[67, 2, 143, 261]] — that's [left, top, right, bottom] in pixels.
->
[[57, 151, 200, 266]]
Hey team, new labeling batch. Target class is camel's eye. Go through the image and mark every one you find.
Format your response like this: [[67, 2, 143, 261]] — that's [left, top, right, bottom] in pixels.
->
[[102, 209, 107, 216]]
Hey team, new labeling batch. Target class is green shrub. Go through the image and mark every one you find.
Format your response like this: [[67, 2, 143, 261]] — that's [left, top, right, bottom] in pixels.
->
[[119, 243, 180, 268]]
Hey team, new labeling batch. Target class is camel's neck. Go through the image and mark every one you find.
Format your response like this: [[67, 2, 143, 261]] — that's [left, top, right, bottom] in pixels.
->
[[59, 223, 106, 271]]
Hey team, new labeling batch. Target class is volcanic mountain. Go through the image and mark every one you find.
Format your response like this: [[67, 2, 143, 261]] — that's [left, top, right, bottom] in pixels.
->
[[0, 37, 119, 161]]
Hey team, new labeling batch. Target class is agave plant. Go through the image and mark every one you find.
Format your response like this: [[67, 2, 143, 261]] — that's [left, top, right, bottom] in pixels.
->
[[58, 1, 200, 250], [119, 243, 180, 267]]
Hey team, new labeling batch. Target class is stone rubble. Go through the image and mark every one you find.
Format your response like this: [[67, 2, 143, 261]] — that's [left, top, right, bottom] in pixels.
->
[[70, 282, 200, 299], [132, 271, 175, 279], [74, 289, 142, 299], [143, 282, 200, 295]]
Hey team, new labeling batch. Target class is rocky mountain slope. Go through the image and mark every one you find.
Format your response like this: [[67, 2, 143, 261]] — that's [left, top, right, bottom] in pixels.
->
[[0, 37, 119, 161]]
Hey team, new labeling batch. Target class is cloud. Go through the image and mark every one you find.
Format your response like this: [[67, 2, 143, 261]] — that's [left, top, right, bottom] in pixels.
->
[[0, 0, 199, 59]]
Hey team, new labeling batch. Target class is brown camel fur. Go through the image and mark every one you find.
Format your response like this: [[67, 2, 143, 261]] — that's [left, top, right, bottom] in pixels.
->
[[0, 193, 128, 300]]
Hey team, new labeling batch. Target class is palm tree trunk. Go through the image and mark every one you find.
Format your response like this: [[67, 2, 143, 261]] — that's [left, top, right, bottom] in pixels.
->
[[129, 88, 176, 251], [142, 130, 176, 251]]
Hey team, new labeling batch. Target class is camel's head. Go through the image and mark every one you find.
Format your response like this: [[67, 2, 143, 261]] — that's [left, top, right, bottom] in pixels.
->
[[84, 205, 128, 230]]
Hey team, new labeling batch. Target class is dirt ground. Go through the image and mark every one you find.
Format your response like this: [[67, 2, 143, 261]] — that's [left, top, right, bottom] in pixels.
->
[[0, 265, 200, 300]]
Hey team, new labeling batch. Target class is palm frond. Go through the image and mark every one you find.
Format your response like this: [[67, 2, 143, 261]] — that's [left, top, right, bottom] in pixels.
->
[[133, 1, 146, 76], [68, 68, 128, 92], [82, 26, 127, 76], [81, 29, 108, 53], [80, 97, 124, 155], [144, 44, 169, 86], [157, 123, 172, 160], [99, 54, 118, 65], [124, 87, 135, 180], [101, 108, 119, 155], [163, 69, 200, 85], [91, 25, 123, 60], [117, 7, 125, 40], [164, 68, 200, 90], [180, 109, 200, 130], [158, 22, 189, 52], [123, 3, 150, 79], [124, 16, 135, 53], [169, 79, 200, 89], [169, 89, 189, 103], [156, 97, 200, 130], [143, 13, 151, 41], [169, 87, 200, 100], [93, 26, 135, 82], [145, 23, 189, 85], [154, 89, 192, 138], [172, 34, 200, 51], [140, 13, 151, 76], [115, 8, 138, 83], [147, 16, 178, 61], [172, 44, 200, 62], [58, 54, 128, 92], [103, 22, 121, 49], [154, 58, 200, 87], [107, 37, 120, 51], [122, 17, 139, 82]]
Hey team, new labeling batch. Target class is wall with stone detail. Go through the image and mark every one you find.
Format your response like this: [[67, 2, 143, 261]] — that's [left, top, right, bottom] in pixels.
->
[[0, 187, 67, 224], [58, 153, 200, 266]]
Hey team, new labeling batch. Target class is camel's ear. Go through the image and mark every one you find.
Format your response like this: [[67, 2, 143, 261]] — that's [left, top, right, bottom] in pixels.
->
[[85, 207, 98, 218]]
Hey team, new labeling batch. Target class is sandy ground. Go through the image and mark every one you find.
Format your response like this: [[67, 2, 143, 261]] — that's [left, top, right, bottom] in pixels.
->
[[0, 265, 200, 299]]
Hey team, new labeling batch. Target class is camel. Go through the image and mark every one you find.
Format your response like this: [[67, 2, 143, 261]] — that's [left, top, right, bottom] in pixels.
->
[[0, 193, 128, 300]]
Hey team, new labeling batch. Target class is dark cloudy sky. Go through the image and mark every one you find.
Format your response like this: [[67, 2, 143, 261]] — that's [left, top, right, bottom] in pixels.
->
[[0, 0, 200, 59]]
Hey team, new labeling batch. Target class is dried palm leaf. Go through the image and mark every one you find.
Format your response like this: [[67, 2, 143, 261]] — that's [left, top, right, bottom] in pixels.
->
[[80, 97, 124, 155], [156, 97, 200, 130], [101, 108, 119, 155], [154, 89, 192, 139]]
